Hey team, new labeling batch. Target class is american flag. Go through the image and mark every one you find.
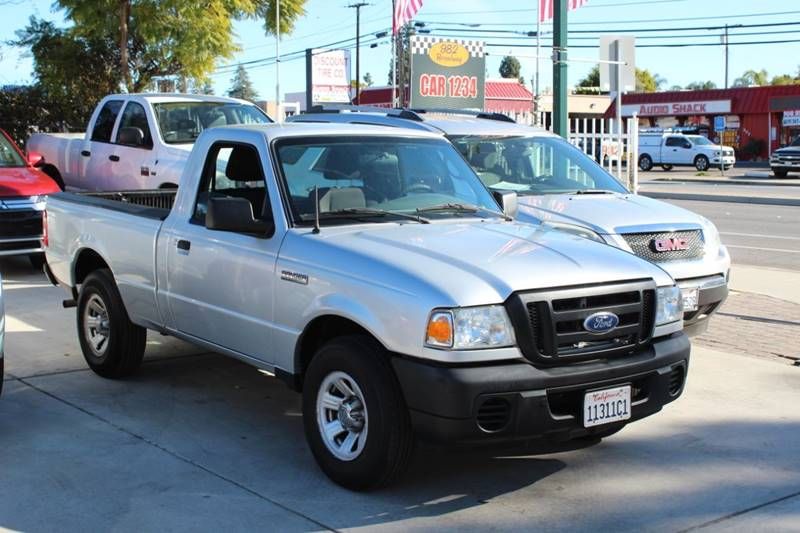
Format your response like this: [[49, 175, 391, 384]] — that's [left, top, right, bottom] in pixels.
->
[[393, 0, 424, 34], [539, 0, 588, 23]]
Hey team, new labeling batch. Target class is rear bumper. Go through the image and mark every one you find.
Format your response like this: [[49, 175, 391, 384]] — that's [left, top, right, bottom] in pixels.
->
[[0, 236, 44, 257], [392, 333, 690, 445]]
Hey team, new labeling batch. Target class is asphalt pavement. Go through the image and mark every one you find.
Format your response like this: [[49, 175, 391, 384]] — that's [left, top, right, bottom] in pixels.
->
[[1, 257, 800, 532], [663, 199, 800, 271]]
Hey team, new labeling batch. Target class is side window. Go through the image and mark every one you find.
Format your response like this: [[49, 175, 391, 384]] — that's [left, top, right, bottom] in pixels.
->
[[116, 102, 153, 149], [90, 100, 124, 142], [664, 137, 682, 147], [193, 143, 270, 227]]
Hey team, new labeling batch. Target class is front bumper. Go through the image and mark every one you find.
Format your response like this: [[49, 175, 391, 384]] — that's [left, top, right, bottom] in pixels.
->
[[392, 333, 690, 445], [677, 274, 729, 336], [712, 155, 736, 167]]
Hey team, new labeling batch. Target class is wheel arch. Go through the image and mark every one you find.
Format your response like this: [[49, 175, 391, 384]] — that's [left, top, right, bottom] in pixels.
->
[[73, 247, 113, 287], [39, 163, 65, 190], [291, 314, 387, 392]]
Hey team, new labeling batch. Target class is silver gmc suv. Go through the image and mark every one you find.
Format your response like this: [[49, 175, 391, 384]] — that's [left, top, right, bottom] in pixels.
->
[[289, 108, 730, 335]]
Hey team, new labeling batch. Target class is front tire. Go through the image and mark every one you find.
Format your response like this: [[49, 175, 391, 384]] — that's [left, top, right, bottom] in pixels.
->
[[773, 169, 789, 178], [638, 154, 653, 171], [695, 155, 710, 171], [302, 335, 414, 490], [77, 269, 146, 378]]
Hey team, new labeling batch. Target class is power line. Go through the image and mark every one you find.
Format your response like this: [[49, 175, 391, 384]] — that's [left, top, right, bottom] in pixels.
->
[[485, 38, 800, 50]]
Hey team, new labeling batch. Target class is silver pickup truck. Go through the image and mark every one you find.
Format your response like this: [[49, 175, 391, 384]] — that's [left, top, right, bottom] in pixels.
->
[[44, 123, 689, 490]]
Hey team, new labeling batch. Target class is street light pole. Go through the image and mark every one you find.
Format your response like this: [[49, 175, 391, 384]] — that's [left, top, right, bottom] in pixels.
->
[[348, 2, 369, 105]]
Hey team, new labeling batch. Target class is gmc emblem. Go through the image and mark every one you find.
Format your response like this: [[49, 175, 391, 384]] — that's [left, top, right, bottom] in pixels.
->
[[652, 237, 689, 252]]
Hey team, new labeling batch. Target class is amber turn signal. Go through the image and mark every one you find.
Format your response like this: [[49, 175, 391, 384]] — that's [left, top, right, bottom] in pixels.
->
[[426, 311, 453, 348]]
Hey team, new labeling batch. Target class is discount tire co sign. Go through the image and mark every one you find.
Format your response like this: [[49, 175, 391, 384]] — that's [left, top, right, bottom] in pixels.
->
[[409, 36, 485, 110]]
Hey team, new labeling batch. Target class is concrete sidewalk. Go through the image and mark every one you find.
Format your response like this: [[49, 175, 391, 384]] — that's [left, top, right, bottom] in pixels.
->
[[729, 264, 800, 305]]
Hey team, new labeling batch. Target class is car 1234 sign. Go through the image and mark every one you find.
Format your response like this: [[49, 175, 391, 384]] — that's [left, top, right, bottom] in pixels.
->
[[409, 36, 485, 110]]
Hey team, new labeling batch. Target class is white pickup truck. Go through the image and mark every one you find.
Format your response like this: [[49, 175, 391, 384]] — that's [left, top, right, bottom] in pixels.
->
[[44, 123, 689, 489], [28, 93, 271, 190], [638, 132, 735, 172]]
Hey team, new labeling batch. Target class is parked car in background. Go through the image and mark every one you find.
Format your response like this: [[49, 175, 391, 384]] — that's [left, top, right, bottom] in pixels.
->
[[769, 136, 800, 178], [288, 108, 730, 336], [27, 93, 272, 191], [0, 128, 61, 268], [637, 131, 735, 172], [45, 123, 689, 489], [0, 272, 4, 397]]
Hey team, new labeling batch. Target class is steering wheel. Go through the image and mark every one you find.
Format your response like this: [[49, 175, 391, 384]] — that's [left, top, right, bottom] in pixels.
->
[[406, 182, 434, 194]]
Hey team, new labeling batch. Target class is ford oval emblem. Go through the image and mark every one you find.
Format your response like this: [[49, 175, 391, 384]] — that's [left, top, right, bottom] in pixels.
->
[[583, 312, 619, 334]]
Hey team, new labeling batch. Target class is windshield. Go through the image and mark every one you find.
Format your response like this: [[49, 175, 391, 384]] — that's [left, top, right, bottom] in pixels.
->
[[0, 134, 25, 167], [448, 135, 628, 195], [687, 135, 713, 145], [275, 136, 503, 225], [792, 137, 800, 147], [153, 102, 271, 144]]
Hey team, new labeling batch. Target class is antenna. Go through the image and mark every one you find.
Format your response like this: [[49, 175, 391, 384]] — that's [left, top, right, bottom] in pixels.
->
[[312, 185, 321, 234]]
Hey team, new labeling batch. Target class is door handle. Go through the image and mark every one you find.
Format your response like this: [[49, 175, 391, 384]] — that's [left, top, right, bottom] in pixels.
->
[[109, 155, 120, 162], [80, 150, 91, 157], [176, 239, 191, 251]]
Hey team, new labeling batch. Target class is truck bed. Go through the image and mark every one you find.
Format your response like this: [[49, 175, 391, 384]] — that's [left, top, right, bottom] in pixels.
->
[[58, 190, 177, 220]]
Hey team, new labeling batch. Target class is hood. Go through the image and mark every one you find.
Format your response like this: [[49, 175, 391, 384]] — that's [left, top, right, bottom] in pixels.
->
[[515, 192, 704, 235], [285, 220, 673, 306], [0, 166, 61, 197], [774, 145, 800, 155]]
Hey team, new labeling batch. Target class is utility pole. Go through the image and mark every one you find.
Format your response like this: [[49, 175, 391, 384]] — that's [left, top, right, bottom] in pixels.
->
[[275, 0, 281, 121], [552, 0, 568, 137], [723, 24, 729, 89], [534, 14, 541, 125], [348, 2, 369, 105]]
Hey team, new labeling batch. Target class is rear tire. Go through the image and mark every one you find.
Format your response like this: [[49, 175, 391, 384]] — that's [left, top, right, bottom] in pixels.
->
[[661, 164, 673, 171], [694, 155, 710, 171], [773, 169, 789, 178], [77, 269, 146, 378], [302, 335, 414, 490], [638, 154, 653, 171]]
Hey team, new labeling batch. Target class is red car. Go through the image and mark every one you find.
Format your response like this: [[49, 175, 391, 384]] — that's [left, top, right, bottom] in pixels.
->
[[0, 129, 61, 268]]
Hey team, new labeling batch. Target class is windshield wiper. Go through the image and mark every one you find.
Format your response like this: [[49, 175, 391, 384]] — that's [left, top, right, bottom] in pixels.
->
[[320, 208, 430, 224], [416, 202, 507, 219], [572, 189, 618, 195]]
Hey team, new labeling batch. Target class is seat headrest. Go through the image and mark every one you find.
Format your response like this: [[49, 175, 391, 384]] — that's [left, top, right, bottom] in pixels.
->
[[225, 147, 261, 182]]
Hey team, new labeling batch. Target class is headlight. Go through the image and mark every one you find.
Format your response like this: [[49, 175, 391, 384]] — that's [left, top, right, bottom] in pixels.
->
[[699, 216, 721, 255], [656, 286, 682, 326], [544, 222, 606, 243], [425, 305, 516, 350]]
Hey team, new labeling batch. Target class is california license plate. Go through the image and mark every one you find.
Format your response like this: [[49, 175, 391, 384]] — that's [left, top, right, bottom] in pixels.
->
[[583, 385, 631, 428], [680, 287, 699, 312]]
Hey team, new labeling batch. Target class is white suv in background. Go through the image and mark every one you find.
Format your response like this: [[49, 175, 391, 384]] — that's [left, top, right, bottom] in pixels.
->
[[289, 108, 731, 335], [638, 132, 736, 172]]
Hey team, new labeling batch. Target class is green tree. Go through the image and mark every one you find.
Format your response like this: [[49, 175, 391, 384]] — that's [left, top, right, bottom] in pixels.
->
[[10, 18, 121, 130], [499, 55, 522, 81], [635, 69, 666, 93], [770, 73, 799, 86], [227, 65, 258, 101], [363, 72, 374, 87], [733, 69, 769, 87], [55, 0, 307, 93], [685, 80, 717, 90]]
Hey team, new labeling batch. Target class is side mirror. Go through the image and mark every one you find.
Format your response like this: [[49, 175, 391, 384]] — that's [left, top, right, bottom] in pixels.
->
[[206, 196, 273, 236], [118, 126, 145, 147], [27, 151, 44, 167], [493, 190, 518, 219]]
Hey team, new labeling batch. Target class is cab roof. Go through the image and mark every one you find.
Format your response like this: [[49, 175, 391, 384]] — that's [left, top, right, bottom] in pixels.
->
[[209, 121, 449, 142]]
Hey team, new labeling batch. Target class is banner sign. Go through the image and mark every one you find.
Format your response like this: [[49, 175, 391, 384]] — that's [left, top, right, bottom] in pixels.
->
[[782, 110, 800, 127], [307, 48, 351, 105], [409, 36, 485, 109], [621, 100, 731, 117]]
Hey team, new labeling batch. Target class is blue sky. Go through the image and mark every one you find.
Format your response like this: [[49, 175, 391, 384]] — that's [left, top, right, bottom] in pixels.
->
[[1, 0, 799, 98]]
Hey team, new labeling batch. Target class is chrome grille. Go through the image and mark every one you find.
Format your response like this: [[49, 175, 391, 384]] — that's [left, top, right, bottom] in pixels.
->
[[505, 280, 657, 365], [622, 230, 705, 262]]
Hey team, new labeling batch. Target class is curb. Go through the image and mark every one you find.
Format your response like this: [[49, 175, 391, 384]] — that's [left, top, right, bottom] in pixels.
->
[[641, 191, 800, 207], [647, 178, 800, 187]]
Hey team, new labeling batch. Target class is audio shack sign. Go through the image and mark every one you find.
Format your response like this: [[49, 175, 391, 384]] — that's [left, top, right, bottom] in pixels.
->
[[409, 36, 485, 109]]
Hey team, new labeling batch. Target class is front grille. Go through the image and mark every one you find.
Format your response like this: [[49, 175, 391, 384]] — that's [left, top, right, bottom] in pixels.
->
[[622, 229, 705, 262], [475, 397, 512, 432], [0, 210, 43, 239], [505, 280, 657, 365]]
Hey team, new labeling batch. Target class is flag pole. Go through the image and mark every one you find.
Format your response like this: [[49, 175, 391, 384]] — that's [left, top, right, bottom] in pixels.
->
[[534, 3, 541, 125], [392, 0, 397, 107]]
